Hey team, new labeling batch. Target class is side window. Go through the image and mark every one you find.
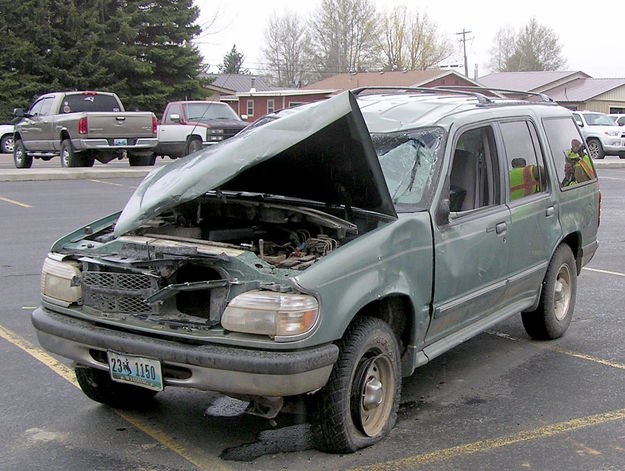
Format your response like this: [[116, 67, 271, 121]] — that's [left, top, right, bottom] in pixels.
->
[[164, 104, 182, 124], [28, 99, 45, 116], [500, 121, 546, 201], [39, 98, 55, 116], [449, 126, 500, 212], [543, 117, 597, 188]]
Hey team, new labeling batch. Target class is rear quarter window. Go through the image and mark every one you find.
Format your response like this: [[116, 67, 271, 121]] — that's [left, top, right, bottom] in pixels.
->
[[542, 117, 597, 188]]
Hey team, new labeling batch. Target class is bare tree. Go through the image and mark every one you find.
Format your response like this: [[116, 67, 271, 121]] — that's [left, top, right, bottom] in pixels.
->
[[262, 12, 310, 87], [378, 6, 452, 71], [489, 18, 566, 72], [308, 0, 380, 76]]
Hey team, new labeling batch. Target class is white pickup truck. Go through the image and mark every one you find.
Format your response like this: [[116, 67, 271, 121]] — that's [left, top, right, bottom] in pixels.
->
[[154, 101, 247, 158]]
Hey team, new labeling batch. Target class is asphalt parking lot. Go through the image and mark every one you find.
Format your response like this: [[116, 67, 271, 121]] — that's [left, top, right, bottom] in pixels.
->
[[1, 153, 624, 470]]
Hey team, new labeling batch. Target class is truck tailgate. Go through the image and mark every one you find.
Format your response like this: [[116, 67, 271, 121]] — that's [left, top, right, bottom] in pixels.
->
[[85, 112, 155, 138]]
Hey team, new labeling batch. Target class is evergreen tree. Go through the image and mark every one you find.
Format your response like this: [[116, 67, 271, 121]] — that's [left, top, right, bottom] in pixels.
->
[[0, 0, 208, 121], [219, 45, 249, 74]]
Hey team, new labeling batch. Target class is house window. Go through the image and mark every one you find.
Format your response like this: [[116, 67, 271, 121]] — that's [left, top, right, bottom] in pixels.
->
[[267, 99, 275, 114], [247, 100, 254, 117]]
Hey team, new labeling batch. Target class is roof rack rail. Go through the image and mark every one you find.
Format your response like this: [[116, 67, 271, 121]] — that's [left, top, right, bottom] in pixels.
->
[[435, 86, 554, 103], [350, 86, 493, 105]]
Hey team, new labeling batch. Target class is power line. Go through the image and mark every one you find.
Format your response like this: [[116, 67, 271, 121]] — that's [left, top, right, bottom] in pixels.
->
[[456, 29, 472, 77]]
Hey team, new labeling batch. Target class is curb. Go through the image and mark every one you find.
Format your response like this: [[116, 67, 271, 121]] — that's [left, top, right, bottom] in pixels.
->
[[0, 167, 155, 182]]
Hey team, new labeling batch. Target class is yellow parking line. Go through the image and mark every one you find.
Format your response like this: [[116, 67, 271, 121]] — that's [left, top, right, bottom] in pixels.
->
[[0, 196, 32, 208], [88, 179, 123, 187], [583, 267, 625, 278], [488, 331, 625, 371], [350, 408, 625, 470], [0, 324, 231, 471]]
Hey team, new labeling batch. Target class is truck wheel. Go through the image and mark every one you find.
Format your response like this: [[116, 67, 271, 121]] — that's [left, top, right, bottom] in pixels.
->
[[13, 139, 33, 168], [313, 316, 401, 453], [60, 139, 82, 167], [75, 367, 158, 409], [1, 134, 14, 153], [522, 244, 577, 340], [586, 139, 604, 159], [186, 138, 202, 155], [128, 154, 156, 166]]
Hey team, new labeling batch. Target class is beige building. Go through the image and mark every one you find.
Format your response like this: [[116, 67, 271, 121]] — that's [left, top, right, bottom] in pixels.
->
[[479, 71, 625, 113]]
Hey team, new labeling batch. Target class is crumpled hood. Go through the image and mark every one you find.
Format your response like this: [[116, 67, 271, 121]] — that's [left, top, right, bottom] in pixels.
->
[[114, 91, 396, 236]]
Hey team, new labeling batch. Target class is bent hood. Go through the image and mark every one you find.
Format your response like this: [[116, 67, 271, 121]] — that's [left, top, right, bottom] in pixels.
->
[[114, 92, 396, 236]]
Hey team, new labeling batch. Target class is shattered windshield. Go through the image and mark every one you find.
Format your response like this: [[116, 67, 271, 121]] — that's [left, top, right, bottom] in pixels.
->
[[372, 127, 443, 211]]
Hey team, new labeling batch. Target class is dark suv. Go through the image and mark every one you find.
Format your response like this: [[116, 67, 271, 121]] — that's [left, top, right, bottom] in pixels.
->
[[32, 88, 600, 453]]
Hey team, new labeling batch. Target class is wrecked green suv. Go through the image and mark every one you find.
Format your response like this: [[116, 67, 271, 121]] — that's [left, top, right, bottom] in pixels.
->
[[32, 89, 600, 453]]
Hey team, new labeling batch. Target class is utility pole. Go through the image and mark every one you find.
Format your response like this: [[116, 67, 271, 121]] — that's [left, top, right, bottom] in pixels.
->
[[456, 29, 472, 77]]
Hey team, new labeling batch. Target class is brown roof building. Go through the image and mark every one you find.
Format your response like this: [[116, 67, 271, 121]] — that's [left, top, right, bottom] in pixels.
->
[[304, 70, 485, 93]]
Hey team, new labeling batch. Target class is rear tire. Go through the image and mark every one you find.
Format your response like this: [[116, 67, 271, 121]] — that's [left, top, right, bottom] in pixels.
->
[[60, 139, 83, 167], [75, 367, 158, 408], [128, 154, 156, 166], [522, 244, 577, 340], [313, 316, 401, 453], [13, 139, 32, 168]]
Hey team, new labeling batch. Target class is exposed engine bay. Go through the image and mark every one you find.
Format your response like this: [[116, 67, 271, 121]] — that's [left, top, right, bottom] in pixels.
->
[[114, 194, 376, 270]]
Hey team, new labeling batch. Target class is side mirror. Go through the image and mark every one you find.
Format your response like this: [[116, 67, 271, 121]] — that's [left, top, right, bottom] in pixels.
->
[[169, 113, 180, 122], [436, 198, 451, 226], [575, 120, 583, 127], [240, 114, 248, 120], [13, 108, 25, 118]]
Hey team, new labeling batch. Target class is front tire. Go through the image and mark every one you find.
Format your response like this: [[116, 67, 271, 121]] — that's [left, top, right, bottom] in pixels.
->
[[13, 139, 32, 168], [313, 316, 401, 453], [75, 367, 158, 408], [522, 244, 577, 340], [586, 139, 604, 159], [186, 138, 203, 155], [1, 134, 14, 153]]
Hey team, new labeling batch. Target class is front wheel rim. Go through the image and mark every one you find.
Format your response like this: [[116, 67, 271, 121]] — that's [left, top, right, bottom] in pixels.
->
[[351, 353, 395, 437], [553, 264, 572, 321], [4, 137, 14, 152], [588, 142, 600, 159]]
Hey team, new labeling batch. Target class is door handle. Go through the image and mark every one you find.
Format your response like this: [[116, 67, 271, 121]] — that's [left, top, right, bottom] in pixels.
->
[[546, 206, 555, 217], [487, 222, 508, 235]]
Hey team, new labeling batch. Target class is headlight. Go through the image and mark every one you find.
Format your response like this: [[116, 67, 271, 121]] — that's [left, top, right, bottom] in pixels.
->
[[605, 130, 619, 137], [222, 290, 319, 340], [41, 256, 82, 304]]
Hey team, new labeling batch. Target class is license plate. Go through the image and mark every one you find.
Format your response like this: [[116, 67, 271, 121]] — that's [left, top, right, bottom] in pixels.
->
[[113, 138, 127, 146], [107, 351, 163, 391]]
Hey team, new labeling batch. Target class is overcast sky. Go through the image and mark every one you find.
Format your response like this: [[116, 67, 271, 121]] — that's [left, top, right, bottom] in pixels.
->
[[194, 0, 621, 80]]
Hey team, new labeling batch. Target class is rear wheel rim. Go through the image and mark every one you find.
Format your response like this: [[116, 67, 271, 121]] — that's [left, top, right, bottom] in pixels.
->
[[587, 141, 600, 159], [553, 263, 572, 321]]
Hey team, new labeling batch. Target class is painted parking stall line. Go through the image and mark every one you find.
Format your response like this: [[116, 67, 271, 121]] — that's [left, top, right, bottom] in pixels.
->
[[0, 196, 32, 208], [350, 408, 625, 471], [0, 323, 232, 471]]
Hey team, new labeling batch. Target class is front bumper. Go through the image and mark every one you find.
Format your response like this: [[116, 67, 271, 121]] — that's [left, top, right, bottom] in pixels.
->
[[32, 307, 338, 397]]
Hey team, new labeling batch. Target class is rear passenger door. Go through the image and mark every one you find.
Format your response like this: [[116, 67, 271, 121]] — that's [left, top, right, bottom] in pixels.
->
[[499, 119, 561, 307], [427, 124, 511, 345]]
